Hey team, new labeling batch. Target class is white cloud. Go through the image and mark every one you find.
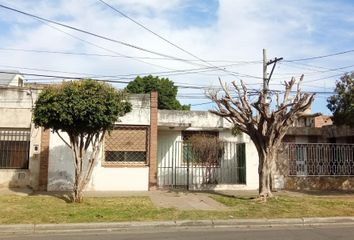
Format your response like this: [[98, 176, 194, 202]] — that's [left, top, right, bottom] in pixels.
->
[[0, 0, 353, 113]]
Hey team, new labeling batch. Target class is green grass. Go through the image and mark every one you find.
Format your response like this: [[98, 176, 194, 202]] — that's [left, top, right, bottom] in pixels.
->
[[0, 194, 354, 224], [211, 195, 354, 218]]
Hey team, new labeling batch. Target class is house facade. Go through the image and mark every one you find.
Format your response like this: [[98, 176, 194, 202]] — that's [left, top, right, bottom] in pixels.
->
[[0, 84, 260, 191], [0, 85, 41, 188]]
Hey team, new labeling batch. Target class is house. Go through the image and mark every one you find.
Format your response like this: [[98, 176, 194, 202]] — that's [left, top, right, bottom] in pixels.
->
[[274, 113, 354, 191], [0, 83, 260, 191], [0, 70, 25, 87], [0, 82, 41, 188]]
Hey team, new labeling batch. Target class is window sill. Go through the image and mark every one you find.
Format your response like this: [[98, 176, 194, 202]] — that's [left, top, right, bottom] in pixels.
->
[[101, 162, 148, 168]]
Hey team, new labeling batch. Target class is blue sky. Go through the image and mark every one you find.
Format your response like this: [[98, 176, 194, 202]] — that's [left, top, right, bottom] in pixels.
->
[[0, 0, 353, 115]]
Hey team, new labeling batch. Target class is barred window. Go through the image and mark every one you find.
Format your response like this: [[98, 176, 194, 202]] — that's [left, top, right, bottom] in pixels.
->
[[104, 126, 148, 165], [0, 129, 30, 169]]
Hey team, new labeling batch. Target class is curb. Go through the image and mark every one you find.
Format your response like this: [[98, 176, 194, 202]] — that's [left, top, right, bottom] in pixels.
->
[[1, 217, 354, 235]]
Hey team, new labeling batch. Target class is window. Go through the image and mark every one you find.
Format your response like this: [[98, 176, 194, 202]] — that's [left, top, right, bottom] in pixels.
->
[[104, 126, 148, 165], [0, 129, 30, 169]]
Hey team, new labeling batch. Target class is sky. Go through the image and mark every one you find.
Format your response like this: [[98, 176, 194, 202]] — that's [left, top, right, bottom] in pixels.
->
[[0, 0, 354, 114]]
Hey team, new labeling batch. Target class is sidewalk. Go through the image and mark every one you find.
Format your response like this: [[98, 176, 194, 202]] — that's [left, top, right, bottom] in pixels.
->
[[1, 217, 354, 235]]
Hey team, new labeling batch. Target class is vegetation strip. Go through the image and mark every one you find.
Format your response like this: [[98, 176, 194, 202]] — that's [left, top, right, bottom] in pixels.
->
[[1, 195, 354, 224]]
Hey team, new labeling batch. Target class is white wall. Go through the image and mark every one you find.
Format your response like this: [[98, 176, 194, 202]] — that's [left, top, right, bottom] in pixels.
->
[[117, 94, 150, 126], [86, 167, 149, 191], [158, 110, 232, 129], [244, 135, 259, 190], [47, 131, 74, 191], [47, 132, 149, 191]]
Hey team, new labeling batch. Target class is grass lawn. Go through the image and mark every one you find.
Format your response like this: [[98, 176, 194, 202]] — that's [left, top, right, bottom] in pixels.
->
[[0, 194, 354, 224], [211, 195, 354, 218]]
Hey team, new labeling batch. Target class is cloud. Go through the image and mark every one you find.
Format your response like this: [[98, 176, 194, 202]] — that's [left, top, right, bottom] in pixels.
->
[[0, 0, 353, 114]]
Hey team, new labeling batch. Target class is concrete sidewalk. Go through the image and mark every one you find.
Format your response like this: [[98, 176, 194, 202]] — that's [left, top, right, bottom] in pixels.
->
[[1, 217, 354, 235], [149, 191, 229, 211]]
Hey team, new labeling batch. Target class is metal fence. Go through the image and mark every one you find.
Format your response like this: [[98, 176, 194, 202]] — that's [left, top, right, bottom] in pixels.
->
[[0, 129, 30, 169], [157, 141, 246, 189], [287, 143, 354, 176]]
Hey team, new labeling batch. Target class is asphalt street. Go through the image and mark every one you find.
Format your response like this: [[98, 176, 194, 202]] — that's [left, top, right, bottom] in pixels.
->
[[2, 225, 354, 240]]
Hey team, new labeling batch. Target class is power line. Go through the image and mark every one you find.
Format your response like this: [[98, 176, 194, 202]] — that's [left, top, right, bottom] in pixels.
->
[[0, 47, 261, 64], [28, 14, 177, 71], [97, 0, 247, 79], [0, 3, 208, 68], [0, 3, 266, 80], [285, 48, 354, 62], [0, 63, 250, 80]]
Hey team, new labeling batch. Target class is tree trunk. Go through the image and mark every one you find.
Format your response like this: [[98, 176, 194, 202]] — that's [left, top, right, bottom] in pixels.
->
[[257, 150, 274, 198], [68, 133, 104, 203], [73, 185, 83, 203]]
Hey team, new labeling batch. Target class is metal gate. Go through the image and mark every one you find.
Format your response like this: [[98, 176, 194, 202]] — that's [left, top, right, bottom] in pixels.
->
[[157, 141, 246, 189]]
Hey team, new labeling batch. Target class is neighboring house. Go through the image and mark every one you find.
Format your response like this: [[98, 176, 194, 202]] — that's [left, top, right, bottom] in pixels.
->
[[0, 84, 260, 191], [283, 113, 333, 144], [0, 70, 25, 87], [0, 83, 41, 188], [275, 113, 354, 191]]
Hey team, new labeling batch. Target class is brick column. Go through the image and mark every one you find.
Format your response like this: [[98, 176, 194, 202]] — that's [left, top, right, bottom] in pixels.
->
[[149, 91, 158, 190], [38, 128, 50, 191]]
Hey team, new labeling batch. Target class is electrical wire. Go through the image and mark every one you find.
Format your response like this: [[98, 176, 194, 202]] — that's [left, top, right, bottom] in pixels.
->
[[285, 49, 354, 62], [0, 4, 213, 69]]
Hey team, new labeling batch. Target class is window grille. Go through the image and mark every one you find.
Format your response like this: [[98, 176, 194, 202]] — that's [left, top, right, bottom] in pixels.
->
[[0, 129, 30, 169], [104, 126, 148, 165]]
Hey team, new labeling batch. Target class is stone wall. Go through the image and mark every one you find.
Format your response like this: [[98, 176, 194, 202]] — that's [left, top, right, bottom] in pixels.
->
[[285, 176, 354, 191]]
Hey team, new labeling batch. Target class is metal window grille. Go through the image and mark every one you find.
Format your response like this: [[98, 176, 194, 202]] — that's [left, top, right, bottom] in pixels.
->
[[0, 129, 30, 169], [104, 126, 149, 165], [287, 143, 354, 176]]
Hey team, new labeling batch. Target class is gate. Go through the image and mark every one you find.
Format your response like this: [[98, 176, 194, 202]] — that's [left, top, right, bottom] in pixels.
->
[[157, 141, 246, 189]]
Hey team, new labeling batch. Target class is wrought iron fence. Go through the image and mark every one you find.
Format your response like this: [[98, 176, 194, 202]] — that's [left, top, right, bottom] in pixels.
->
[[287, 143, 354, 176], [157, 141, 246, 189], [0, 129, 30, 169]]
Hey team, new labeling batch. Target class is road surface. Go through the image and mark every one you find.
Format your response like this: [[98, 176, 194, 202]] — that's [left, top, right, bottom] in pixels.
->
[[2, 225, 354, 240]]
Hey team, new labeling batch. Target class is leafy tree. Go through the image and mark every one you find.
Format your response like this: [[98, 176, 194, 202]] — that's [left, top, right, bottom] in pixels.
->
[[33, 80, 131, 202], [125, 75, 190, 110], [327, 72, 354, 127]]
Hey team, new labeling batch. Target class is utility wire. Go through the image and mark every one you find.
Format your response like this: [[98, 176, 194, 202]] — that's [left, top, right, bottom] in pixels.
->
[[97, 0, 246, 79], [0, 3, 208, 68], [0, 63, 248, 80], [285, 48, 354, 62], [0, 47, 262, 64], [27, 13, 177, 71], [0, 3, 265, 79]]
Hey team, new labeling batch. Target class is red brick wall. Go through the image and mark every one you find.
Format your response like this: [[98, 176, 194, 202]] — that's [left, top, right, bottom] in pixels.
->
[[149, 91, 158, 190], [38, 128, 50, 190]]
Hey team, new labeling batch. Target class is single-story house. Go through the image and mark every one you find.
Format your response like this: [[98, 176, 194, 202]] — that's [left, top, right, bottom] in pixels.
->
[[0, 83, 260, 191]]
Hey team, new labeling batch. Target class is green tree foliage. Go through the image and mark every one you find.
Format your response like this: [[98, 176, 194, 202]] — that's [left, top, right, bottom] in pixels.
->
[[327, 72, 354, 127], [125, 75, 190, 110], [33, 80, 131, 202]]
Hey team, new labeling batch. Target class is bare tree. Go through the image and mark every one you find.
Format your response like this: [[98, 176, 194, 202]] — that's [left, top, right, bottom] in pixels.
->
[[208, 75, 314, 199], [186, 134, 223, 184]]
